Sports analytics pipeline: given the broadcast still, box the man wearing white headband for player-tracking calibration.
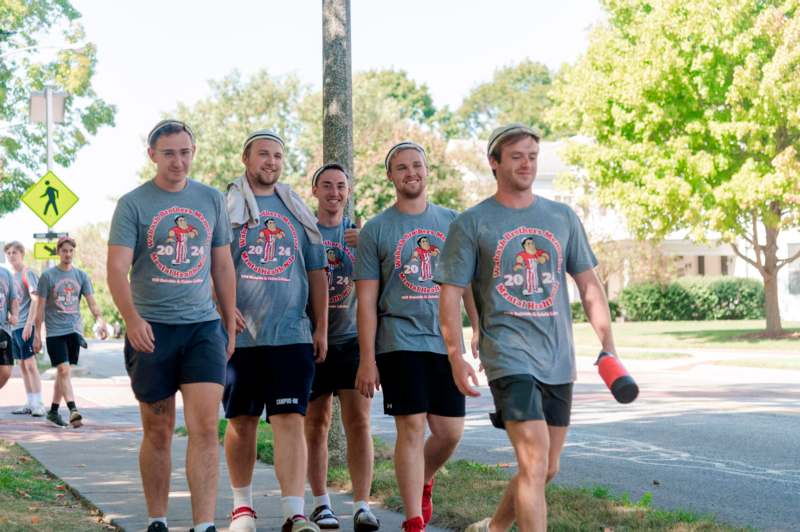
[304,163,380,531]
[108,119,237,532]
[355,142,478,532]
[222,130,328,532]
[436,124,618,532]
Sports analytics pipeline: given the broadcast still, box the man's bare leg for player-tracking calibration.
[139,396,176,518]
[225,415,260,488]
[0,366,10,389]
[52,363,65,405]
[271,412,308,497]
[423,414,463,484]
[181,382,224,524]
[394,413,426,519]
[339,390,374,501]
[490,425,569,531]
[57,363,75,403]
[305,394,333,497]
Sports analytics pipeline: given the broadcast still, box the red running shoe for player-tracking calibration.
[402,516,425,531]
[421,477,435,524]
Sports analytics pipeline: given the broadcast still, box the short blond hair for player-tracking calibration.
[3,241,25,255]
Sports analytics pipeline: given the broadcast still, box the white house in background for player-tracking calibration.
[447,138,800,321]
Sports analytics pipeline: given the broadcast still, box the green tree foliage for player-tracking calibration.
[73,222,123,332]
[139,70,307,188]
[550,0,800,334]
[457,59,557,138]
[0,0,115,216]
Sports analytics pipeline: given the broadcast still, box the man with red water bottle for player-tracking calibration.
[436,124,621,532]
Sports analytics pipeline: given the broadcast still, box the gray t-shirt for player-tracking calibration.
[318,217,358,345]
[12,268,38,330]
[109,179,231,324]
[434,196,597,384]
[0,268,18,336]
[354,203,458,355]
[231,194,326,348]
[37,266,93,337]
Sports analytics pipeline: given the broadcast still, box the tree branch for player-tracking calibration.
[730,242,763,273]
[776,248,800,271]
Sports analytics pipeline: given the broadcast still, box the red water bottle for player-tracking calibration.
[595,351,639,404]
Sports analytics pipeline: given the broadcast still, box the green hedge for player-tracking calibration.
[618,277,764,321]
[571,300,621,323]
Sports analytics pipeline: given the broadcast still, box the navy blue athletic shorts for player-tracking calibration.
[310,336,359,401]
[11,327,36,361]
[376,350,465,417]
[124,320,227,403]
[223,343,315,421]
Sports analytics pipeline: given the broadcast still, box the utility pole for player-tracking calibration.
[322,0,353,467]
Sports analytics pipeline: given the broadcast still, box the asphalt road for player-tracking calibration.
[73,340,800,531]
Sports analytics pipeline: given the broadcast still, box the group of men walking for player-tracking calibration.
[1,237,108,429]
[2,117,617,532]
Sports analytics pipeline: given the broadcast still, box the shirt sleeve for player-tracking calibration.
[27,271,39,296]
[80,270,94,296]
[108,196,139,249]
[37,272,50,303]
[565,209,598,276]
[353,222,381,281]
[212,192,233,247]
[304,239,327,272]
[434,215,477,288]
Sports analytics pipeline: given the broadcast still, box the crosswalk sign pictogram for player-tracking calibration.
[34,241,59,260]
[20,171,79,227]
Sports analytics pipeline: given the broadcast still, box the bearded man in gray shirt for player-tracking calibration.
[436,124,621,532]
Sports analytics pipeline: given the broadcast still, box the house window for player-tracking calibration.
[721,256,728,275]
[698,255,705,275]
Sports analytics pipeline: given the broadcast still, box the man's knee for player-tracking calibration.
[270,412,304,433]
[143,422,174,451]
[395,414,426,444]
[55,363,70,377]
[546,462,560,484]
[227,416,260,441]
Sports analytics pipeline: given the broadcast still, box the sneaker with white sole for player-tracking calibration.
[465,517,492,532]
[229,506,257,531]
[68,409,83,428]
[31,405,46,417]
[353,508,380,532]
[282,515,321,532]
[47,410,67,427]
[310,505,339,529]
[12,405,32,415]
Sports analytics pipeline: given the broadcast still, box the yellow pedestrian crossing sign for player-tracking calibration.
[20,171,79,227]
[34,241,59,260]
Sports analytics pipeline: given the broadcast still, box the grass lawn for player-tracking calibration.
[575,347,692,359]
[0,439,117,531]
[178,420,746,531]
[572,320,800,351]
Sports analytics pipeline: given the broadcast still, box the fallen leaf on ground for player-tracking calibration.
[30,516,40,525]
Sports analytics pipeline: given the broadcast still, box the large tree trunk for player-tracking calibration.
[763,224,783,336]
[322,0,353,468]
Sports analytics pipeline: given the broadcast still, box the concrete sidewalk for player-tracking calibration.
[0,375,448,531]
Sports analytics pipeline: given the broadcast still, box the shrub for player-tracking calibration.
[619,277,764,321]
[570,300,621,323]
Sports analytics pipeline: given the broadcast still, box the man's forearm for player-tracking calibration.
[440,285,465,359]
[580,282,615,352]
[107,269,140,323]
[356,307,377,362]
[211,260,237,333]
[307,270,329,334]
[463,285,479,331]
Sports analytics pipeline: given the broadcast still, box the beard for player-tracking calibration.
[248,168,280,187]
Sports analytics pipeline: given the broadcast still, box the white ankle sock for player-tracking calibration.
[192,522,214,532]
[314,493,331,508]
[33,392,43,406]
[353,500,369,516]
[27,393,34,405]
[148,517,167,526]
[281,495,305,520]
[232,484,253,509]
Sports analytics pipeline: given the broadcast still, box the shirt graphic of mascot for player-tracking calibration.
[257,218,286,264]
[166,215,199,265]
[410,236,440,282]
[326,248,343,290]
[514,237,550,295]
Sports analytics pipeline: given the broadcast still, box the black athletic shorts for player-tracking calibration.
[46,333,81,367]
[488,374,573,428]
[0,330,12,366]
[124,320,227,404]
[223,343,316,421]
[11,327,36,361]
[376,350,465,417]
[310,336,359,401]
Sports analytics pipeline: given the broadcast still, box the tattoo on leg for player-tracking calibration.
[149,399,170,415]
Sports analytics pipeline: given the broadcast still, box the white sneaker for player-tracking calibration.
[31,404,47,417]
[465,517,492,532]
[229,506,257,531]
[11,405,32,415]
